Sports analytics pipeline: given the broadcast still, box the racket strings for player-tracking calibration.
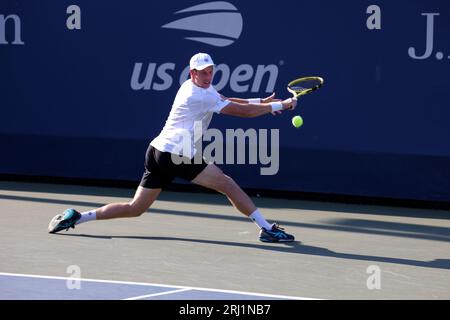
[290,86,308,93]
[289,80,321,93]
[287,77,324,96]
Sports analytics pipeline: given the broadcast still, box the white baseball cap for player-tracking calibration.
[189,52,215,70]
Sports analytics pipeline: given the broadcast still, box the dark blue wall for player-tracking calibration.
[1,1,449,202]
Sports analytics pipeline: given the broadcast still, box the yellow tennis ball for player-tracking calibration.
[292,115,303,128]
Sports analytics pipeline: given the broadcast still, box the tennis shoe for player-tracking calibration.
[259,223,295,243]
[48,209,81,234]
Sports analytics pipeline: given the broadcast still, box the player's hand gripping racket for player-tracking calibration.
[286,76,324,109]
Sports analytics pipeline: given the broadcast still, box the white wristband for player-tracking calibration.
[248,98,261,104]
[270,102,283,112]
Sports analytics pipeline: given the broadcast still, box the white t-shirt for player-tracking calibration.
[150,80,231,158]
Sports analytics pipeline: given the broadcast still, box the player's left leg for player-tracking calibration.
[191,164,294,242]
[193,163,255,216]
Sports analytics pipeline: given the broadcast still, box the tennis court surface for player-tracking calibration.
[1,181,449,300]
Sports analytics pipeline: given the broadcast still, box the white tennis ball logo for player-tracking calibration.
[162,2,243,47]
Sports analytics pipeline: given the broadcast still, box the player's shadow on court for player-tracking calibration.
[2,194,450,243]
[59,233,450,270]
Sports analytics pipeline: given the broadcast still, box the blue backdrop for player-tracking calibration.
[1,0,449,202]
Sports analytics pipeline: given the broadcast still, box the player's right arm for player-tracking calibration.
[220,98,297,118]
[221,93,278,105]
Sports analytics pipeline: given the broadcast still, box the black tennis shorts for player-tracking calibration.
[139,145,209,189]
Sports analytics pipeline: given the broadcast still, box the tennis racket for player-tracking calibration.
[287,76,324,99]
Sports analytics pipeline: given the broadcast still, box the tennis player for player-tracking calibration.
[48,53,297,243]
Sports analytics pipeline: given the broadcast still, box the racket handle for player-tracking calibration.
[288,97,298,110]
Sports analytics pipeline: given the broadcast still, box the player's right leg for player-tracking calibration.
[48,145,169,234]
[48,186,161,233]
[95,186,161,220]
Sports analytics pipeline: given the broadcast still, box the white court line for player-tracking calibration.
[124,288,192,300]
[0,271,320,300]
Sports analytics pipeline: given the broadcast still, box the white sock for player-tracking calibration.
[249,209,273,230]
[76,210,97,225]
